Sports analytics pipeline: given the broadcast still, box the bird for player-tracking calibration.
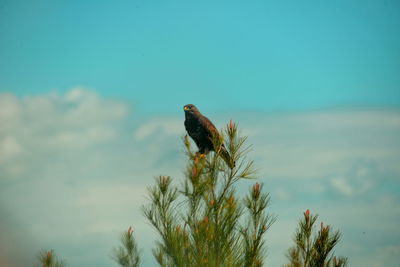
[183,104,235,168]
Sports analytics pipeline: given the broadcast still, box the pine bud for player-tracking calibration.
[128,226,134,236]
[305,209,310,218]
[159,176,170,193]
[192,166,197,177]
[253,183,261,198]
[210,199,215,206]
[229,120,234,130]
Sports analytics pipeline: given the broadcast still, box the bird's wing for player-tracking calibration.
[198,115,219,140]
[199,115,235,168]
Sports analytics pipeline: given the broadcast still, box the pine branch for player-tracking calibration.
[284,210,348,267]
[112,226,142,267]
[36,249,65,267]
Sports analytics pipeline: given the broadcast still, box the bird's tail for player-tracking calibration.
[218,145,235,169]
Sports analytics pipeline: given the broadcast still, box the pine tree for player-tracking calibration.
[140,121,275,266]
[112,226,142,267]
[283,209,348,267]
[36,249,65,267]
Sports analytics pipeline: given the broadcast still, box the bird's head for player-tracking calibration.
[183,104,199,113]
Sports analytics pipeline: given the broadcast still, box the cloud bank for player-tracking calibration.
[0,89,399,266]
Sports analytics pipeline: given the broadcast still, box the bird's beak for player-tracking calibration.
[184,106,189,111]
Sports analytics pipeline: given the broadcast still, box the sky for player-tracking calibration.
[0,0,399,266]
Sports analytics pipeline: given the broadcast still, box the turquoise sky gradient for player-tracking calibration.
[1,1,400,267]
[1,0,399,113]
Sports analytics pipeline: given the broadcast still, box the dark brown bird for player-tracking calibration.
[183,104,235,168]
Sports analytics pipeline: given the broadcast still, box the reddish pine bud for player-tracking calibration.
[128,226,134,236]
[334,256,337,266]
[47,251,52,259]
[192,166,197,177]
[210,199,215,206]
[203,216,208,224]
[253,183,261,198]
[305,209,310,217]
[229,120,234,130]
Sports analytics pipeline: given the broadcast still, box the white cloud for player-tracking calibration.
[234,110,400,198]
[0,88,130,180]
[274,188,291,200]
[0,136,23,162]
[331,176,353,196]
[0,93,19,119]
[135,118,184,140]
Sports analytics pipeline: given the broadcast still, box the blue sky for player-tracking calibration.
[1,1,400,267]
[1,0,399,113]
